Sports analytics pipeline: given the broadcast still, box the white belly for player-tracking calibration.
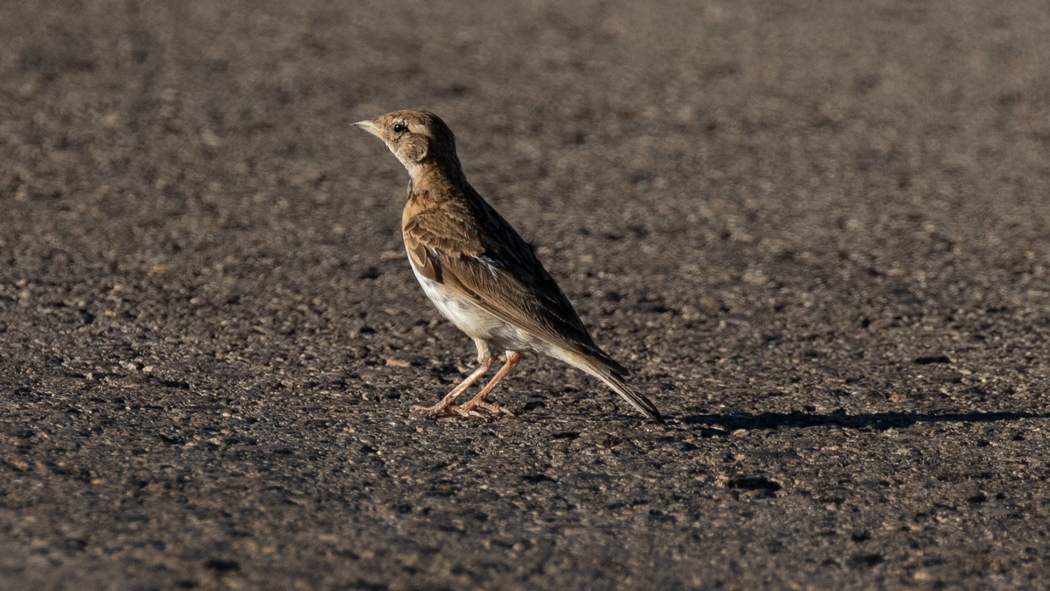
[411,265,539,353]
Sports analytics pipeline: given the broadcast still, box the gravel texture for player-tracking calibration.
[2,0,1050,589]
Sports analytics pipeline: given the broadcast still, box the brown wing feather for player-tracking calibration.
[404,231,440,282]
[403,187,627,375]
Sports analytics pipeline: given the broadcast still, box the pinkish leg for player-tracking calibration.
[456,351,520,416]
[411,340,495,417]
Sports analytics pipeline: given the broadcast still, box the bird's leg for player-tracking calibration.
[456,351,521,416]
[411,340,494,417]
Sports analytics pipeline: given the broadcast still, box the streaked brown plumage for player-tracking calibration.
[354,110,662,422]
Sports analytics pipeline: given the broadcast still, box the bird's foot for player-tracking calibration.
[410,402,463,418]
[410,400,512,418]
[457,399,514,417]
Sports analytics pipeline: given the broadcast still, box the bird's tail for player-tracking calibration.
[589,367,664,423]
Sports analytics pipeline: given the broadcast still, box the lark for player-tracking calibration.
[354,110,662,422]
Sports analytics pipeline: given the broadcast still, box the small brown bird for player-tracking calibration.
[354,110,662,422]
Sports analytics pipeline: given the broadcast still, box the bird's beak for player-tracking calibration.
[353,119,382,138]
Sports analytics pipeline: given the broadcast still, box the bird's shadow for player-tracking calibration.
[679,411,1050,432]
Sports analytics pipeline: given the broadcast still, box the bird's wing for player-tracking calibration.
[403,193,627,375]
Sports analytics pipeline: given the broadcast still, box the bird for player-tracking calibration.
[354,110,662,422]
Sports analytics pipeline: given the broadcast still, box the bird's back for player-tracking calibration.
[403,173,628,375]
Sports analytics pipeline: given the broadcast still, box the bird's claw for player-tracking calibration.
[410,404,454,417]
[410,401,511,418]
[461,400,514,416]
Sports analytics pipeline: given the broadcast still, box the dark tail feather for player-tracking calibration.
[592,369,664,423]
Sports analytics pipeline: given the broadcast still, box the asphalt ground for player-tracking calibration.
[2,0,1050,589]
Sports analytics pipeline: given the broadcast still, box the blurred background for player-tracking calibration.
[2,1,1050,589]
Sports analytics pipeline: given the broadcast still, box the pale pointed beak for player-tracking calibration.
[353,119,382,138]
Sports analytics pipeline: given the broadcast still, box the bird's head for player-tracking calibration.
[354,110,460,175]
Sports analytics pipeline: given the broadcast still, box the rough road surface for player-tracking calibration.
[3,1,1050,589]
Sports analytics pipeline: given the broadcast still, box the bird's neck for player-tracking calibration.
[407,157,467,194]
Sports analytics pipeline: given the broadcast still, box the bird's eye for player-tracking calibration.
[392,122,407,133]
